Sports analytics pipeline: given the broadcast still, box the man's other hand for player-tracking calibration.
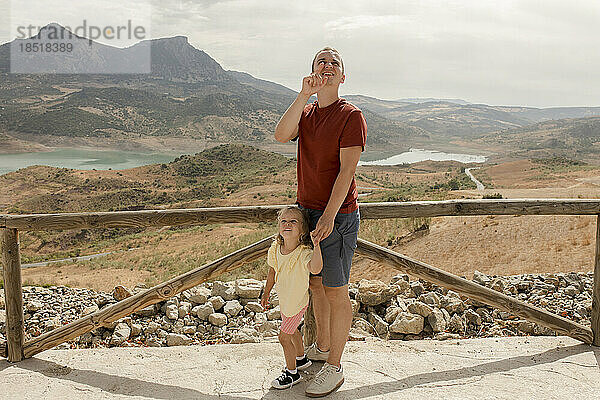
[313,213,334,243]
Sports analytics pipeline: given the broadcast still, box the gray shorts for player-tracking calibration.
[300,206,360,288]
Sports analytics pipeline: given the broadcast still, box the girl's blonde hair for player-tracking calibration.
[276,206,313,248]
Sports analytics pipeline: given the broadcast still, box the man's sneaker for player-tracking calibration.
[296,355,312,371]
[305,363,344,397]
[305,343,330,362]
[271,369,302,390]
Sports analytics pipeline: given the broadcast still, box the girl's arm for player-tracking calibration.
[308,241,323,274]
[261,267,276,310]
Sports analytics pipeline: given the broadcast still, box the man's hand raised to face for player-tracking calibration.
[301,64,328,97]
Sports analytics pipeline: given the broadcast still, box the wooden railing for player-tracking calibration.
[1,199,599,362]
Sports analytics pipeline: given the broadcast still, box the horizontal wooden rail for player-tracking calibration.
[21,235,274,359]
[2,199,600,231]
[0,342,6,358]
[356,238,594,344]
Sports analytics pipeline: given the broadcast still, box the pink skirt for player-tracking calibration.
[280,303,309,334]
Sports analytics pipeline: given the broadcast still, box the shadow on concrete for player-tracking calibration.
[4,358,256,400]
[1,343,597,399]
[335,343,595,399]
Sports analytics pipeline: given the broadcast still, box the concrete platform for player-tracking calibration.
[1,336,599,399]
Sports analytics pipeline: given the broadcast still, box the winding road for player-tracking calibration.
[465,167,485,190]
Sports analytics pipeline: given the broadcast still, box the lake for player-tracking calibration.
[359,148,487,166]
[0,148,180,176]
[0,147,488,176]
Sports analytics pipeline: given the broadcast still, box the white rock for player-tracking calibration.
[385,306,402,324]
[208,313,227,327]
[193,303,214,320]
[244,302,263,313]
[231,328,260,344]
[135,305,156,317]
[254,312,268,324]
[266,306,281,321]
[209,296,226,311]
[390,312,424,334]
[178,301,192,318]
[183,325,197,335]
[447,314,465,333]
[166,333,192,346]
[182,286,212,305]
[351,299,360,316]
[256,321,279,336]
[145,321,160,334]
[428,308,447,332]
[223,300,243,317]
[26,300,44,312]
[130,323,142,337]
[357,279,397,306]
[165,304,179,320]
[367,312,389,337]
[110,322,131,346]
[235,279,263,299]
[419,292,441,308]
[212,281,237,300]
[407,301,433,318]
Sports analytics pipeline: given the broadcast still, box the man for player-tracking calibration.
[274,47,367,397]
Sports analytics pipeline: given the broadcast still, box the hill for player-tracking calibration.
[0,144,294,214]
[347,95,600,140]
[0,24,421,154]
[477,116,600,161]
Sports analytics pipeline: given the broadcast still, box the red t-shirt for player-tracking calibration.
[295,98,367,213]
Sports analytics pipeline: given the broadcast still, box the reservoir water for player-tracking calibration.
[0,148,179,176]
[0,147,488,176]
[359,148,487,166]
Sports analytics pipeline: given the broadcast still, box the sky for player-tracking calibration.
[1,0,599,108]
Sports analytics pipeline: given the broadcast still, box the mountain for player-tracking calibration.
[0,23,419,153]
[396,97,470,105]
[227,70,296,97]
[478,116,600,159]
[349,95,600,139]
[344,95,412,115]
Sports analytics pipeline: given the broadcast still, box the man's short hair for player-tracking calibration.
[311,47,344,74]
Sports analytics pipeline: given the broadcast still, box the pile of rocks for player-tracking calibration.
[0,271,593,350]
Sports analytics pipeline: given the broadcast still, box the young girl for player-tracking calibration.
[261,205,323,389]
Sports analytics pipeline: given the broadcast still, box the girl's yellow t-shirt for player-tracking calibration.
[266,240,312,317]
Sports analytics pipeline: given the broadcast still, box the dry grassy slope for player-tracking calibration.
[9,151,600,291]
[0,133,49,153]
[352,214,596,283]
[352,157,600,282]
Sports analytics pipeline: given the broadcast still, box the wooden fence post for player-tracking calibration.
[592,215,600,347]
[1,228,24,362]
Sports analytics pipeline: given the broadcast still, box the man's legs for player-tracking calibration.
[324,284,352,367]
[309,275,331,352]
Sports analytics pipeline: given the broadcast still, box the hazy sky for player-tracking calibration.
[2,0,599,107]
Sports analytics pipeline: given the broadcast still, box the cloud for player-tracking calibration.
[325,15,404,32]
[3,0,599,107]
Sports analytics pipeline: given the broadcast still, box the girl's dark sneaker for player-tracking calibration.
[296,356,312,371]
[271,369,302,389]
